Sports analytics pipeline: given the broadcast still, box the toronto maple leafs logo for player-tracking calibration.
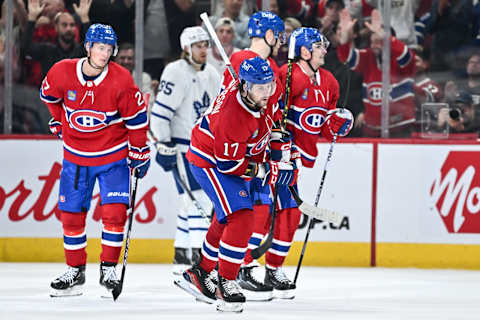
[193,92,211,120]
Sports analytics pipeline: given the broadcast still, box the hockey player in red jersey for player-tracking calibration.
[41,24,150,297]
[175,57,297,313]
[239,27,354,301]
[216,11,291,301]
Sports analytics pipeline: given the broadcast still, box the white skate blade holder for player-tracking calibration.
[216,300,244,313]
[49,285,83,298]
[174,277,216,305]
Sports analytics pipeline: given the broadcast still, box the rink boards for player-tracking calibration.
[1,136,480,269]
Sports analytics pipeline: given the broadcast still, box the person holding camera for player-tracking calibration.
[437,91,480,135]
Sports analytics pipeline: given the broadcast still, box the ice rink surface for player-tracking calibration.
[1,263,480,320]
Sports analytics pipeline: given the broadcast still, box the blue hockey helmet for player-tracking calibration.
[239,57,274,85]
[291,27,329,58]
[85,24,118,56]
[248,11,285,41]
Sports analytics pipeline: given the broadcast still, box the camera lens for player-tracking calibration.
[449,108,461,120]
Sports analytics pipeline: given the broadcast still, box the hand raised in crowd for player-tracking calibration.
[27,0,45,22]
[364,9,385,38]
[337,8,356,45]
[73,0,92,23]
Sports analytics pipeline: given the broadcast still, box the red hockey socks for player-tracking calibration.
[200,214,226,272]
[61,211,87,267]
[265,207,301,268]
[243,204,270,265]
[218,209,254,280]
[100,203,127,263]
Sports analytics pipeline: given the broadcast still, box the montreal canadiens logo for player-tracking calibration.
[68,109,107,132]
[299,107,327,134]
[366,82,383,105]
[250,132,270,155]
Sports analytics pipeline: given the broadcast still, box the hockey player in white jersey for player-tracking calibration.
[150,26,221,274]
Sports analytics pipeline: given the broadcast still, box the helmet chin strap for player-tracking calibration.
[263,36,277,58]
[187,47,206,71]
[240,86,262,112]
[87,57,104,71]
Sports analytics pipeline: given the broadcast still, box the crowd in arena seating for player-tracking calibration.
[1,0,480,137]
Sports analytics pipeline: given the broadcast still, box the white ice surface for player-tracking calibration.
[1,263,479,320]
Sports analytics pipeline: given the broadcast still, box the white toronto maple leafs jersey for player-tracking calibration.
[150,59,221,152]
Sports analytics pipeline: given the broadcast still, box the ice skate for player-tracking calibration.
[174,264,216,304]
[50,265,85,297]
[237,263,273,301]
[265,267,296,299]
[99,262,120,298]
[216,275,245,313]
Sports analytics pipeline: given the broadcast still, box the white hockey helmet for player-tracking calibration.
[180,26,210,53]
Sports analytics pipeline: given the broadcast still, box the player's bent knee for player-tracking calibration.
[61,211,86,231]
[101,203,127,227]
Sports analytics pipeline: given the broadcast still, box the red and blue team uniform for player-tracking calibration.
[337,36,415,136]
[253,62,340,269]
[281,63,340,168]
[40,57,148,266]
[186,76,282,280]
[220,50,300,268]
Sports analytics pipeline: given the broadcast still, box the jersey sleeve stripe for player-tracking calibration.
[40,90,61,103]
[123,107,147,120]
[199,116,214,139]
[295,144,316,162]
[216,158,246,174]
[189,145,216,165]
[154,101,176,114]
[397,46,412,67]
[347,48,359,69]
[151,111,171,122]
[125,111,148,129]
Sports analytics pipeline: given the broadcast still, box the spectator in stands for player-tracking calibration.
[22,0,91,84]
[143,0,171,91]
[114,42,155,108]
[273,17,301,67]
[89,0,135,44]
[22,0,67,87]
[206,17,240,75]
[337,8,416,137]
[422,0,474,74]
[207,0,250,49]
[414,48,443,109]
[319,0,344,42]
[444,52,480,106]
[437,91,480,135]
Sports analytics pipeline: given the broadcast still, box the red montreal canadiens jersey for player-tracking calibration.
[40,58,148,166]
[280,63,339,168]
[337,37,415,129]
[186,79,281,176]
[414,75,443,105]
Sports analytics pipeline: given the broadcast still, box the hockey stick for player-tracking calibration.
[112,168,139,301]
[250,35,296,259]
[293,134,338,285]
[172,166,211,223]
[200,12,237,81]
